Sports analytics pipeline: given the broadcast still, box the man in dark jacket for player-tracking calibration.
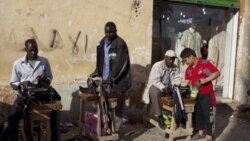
[91,21,132,130]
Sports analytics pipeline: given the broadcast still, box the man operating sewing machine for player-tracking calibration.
[142,50,182,130]
[9,39,60,141]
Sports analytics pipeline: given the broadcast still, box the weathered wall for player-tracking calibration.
[0,0,152,84]
[234,0,250,103]
[0,0,153,121]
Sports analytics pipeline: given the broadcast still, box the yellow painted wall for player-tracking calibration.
[0,0,153,85]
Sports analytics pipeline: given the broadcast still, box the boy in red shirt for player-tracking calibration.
[180,48,220,141]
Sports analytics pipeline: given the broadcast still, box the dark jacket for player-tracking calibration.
[94,35,132,92]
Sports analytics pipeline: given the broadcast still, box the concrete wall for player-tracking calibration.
[0,0,153,121]
[234,0,250,103]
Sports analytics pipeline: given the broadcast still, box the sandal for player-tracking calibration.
[191,133,205,140]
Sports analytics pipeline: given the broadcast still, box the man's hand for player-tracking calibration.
[200,71,220,84]
[37,75,50,85]
[199,78,207,85]
[181,80,190,87]
[162,85,172,96]
[19,81,30,89]
[179,85,190,93]
[90,72,99,78]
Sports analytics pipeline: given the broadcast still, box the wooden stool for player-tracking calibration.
[19,101,62,141]
[147,97,195,141]
[79,92,122,141]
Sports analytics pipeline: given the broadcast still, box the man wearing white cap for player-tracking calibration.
[143,50,181,129]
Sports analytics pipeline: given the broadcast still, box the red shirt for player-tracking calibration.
[185,58,218,106]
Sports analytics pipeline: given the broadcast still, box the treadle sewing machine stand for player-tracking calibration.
[147,97,195,141]
[18,86,62,141]
[78,79,121,141]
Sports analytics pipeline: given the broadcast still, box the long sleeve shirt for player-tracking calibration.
[142,60,181,104]
[102,39,112,80]
[10,56,53,95]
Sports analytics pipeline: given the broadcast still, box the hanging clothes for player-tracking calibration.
[207,31,226,87]
[180,28,202,58]
[175,36,187,82]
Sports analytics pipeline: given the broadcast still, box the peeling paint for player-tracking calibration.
[55,59,73,73]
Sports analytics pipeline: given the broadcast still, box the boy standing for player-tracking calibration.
[180,48,220,141]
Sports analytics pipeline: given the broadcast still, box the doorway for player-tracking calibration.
[152,0,239,98]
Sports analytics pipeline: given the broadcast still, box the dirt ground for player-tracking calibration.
[62,99,250,141]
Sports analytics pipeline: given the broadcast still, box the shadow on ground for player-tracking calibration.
[61,100,250,141]
[61,76,155,141]
[215,103,250,141]
[214,103,234,139]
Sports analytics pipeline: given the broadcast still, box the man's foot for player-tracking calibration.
[206,135,214,141]
[191,133,205,140]
[158,116,166,130]
[115,117,127,132]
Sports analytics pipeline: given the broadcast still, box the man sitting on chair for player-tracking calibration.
[9,39,60,141]
[143,50,181,130]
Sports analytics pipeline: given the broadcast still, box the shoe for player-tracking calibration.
[158,117,166,130]
[191,133,205,140]
[115,117,124,132]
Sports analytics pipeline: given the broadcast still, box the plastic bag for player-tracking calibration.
[190,81,201,100]
[84,112,98,134]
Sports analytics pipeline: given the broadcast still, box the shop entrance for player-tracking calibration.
[152,0,239,98]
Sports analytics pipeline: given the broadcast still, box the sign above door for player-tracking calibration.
[165,0,239,8]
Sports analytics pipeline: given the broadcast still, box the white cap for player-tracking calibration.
[165,50,176,57]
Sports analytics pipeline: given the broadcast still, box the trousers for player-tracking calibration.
[195,94,216,135]
[8,97,61,141]
[149,85,164,116]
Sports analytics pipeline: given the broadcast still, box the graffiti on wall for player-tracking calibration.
[0,26,97,83]
[50,29,64,49]
[70,30,81,56]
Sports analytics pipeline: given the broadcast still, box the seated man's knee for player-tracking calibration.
[149,85,162,96]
